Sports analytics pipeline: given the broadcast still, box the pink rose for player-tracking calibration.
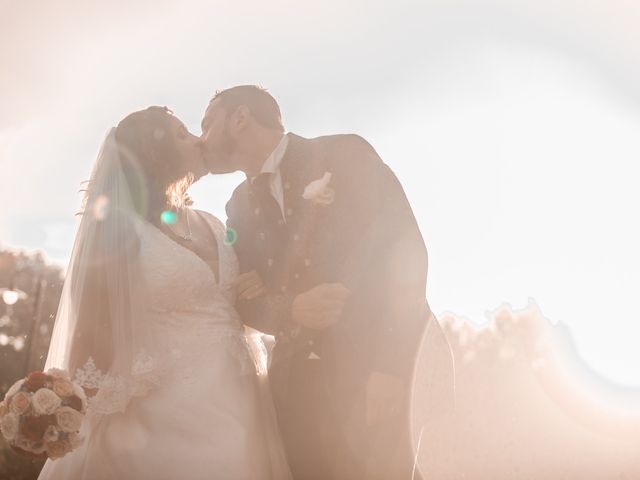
[0,401,8,418]
[0,412,19,441]
[53,379,74,398]
[46,439,72,459]
[9,391,31,415]
[24,372,51,392]
[32,388,62,415]
[71,383,88,412]
[5,378,25,398]
[55,406,84,432]
[43,425,60,443]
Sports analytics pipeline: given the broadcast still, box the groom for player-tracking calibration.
[200,85,451,479]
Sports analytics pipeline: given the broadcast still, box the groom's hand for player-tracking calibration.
[291,283,351,330]
[234,271,268,300]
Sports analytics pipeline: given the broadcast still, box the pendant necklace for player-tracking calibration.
[181,210,193,241]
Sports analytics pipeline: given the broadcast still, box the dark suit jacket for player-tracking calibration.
[226,133,454,479]
[226,132,429,385]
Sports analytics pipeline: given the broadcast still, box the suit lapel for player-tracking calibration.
[280,133,326,220]
[279,134,333,274]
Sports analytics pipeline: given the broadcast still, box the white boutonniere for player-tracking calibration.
[302,172,335,206]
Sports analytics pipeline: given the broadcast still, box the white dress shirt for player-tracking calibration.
[251,133,289,220]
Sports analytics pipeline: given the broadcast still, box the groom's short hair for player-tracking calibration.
[211,85,284,132]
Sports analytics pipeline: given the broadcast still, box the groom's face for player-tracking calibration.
[200,99,238,174]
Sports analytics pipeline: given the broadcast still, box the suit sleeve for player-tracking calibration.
[331,136,429,377]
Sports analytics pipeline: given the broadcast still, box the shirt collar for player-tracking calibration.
[259,133,289,176]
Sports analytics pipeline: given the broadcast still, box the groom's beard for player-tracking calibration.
[219,123,238,157]
[207,126,238,173]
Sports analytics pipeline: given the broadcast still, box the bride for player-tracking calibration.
[37,106,291,480]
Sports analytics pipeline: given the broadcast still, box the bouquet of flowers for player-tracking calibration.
[0,369,87,460]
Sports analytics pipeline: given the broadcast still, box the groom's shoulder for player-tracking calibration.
[294,132,378,158]
[228,177,249,199]
[300,133,373,148]
[226,179,250,216]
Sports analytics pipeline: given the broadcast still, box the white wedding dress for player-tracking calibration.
[38,213,291,480]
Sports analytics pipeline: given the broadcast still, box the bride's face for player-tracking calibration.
[199,99,238,174]
[167,116,208,180]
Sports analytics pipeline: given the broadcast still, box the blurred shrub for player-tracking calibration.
[0,247,63,479]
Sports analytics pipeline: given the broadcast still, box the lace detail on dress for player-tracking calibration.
[74,357,105,390]
[74,351,165,415]
[234,335,257,376]
[245,329,269,376]
[73,213,251,416]
[131,350,156,376]
[136,211,242,316]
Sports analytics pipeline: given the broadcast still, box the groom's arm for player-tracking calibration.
[231,273,350,336]
[329,135,429,377]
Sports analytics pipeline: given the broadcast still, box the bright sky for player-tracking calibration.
[1,0,639,387]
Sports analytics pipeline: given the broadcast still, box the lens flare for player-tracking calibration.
[12,336,25,352]
[224,228,237,246]
[161,210,178,225]
[2,290,19,306]
[92,195,110,221]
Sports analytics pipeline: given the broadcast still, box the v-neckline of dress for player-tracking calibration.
[146,211,221,284]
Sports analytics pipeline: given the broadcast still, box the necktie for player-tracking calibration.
[251,173,282,222]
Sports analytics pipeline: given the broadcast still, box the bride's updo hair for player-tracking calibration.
[113,106,192,223]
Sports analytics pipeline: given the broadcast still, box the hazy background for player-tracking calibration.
[1,0,639,388]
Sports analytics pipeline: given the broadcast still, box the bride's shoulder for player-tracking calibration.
[191,209,233,254]
[191,209,225,230]
[122,212,151,236]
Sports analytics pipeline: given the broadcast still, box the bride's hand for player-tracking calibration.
[235,271,268,300]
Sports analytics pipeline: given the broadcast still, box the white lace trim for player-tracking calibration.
[74,335,257,416]
[74,357,104,390]
[233,334,257,376]
[74,351,164,415]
